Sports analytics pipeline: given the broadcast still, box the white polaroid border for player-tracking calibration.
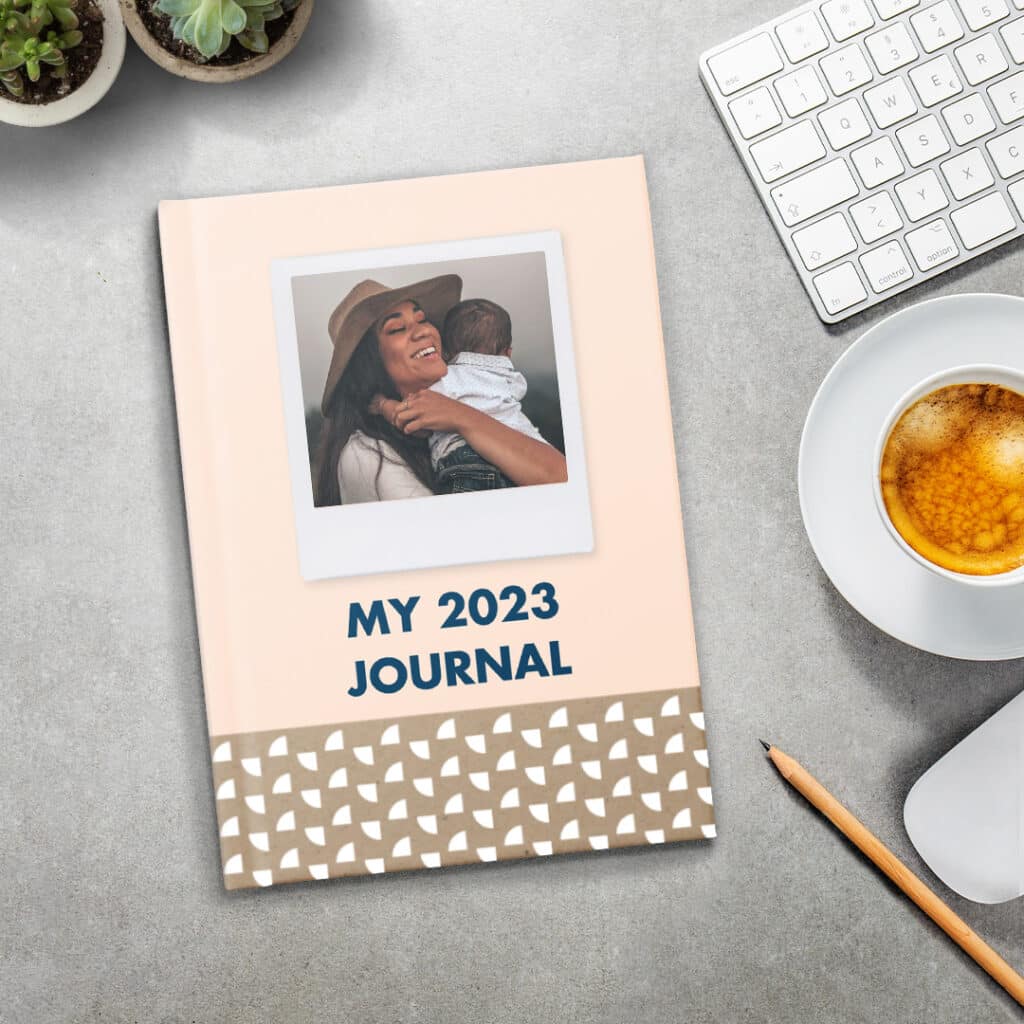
[271,231,593,581]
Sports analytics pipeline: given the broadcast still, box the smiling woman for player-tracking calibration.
[312,273,568,506]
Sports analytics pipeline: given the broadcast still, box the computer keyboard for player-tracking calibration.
[699,0,1024,322]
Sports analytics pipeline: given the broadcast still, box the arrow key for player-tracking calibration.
[850,191,904,243]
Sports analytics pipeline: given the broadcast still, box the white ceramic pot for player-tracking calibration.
[120,0,314,84]
[0,0,126,127]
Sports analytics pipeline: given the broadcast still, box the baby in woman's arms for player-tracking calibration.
[374,298,552,494]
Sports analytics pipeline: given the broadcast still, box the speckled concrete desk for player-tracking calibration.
[2,2,1021,1021]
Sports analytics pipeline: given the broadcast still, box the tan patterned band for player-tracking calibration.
[210,688,714,889]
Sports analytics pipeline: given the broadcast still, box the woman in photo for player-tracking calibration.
[313,274,567,505]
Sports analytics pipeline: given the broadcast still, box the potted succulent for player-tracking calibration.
[0,0,125,126]
[120,0,314,83]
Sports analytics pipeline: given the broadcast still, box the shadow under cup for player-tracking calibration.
[873,364,1024,589]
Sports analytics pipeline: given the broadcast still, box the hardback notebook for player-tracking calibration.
[159,156,714,890]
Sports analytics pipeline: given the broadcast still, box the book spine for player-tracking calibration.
[157,200,240,875]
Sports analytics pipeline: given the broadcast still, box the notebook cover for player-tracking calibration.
[158,156,714,890]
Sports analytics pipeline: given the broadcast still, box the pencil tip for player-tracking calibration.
[759,738,771,751]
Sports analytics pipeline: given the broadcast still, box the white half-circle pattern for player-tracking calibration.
[213,688,713,889]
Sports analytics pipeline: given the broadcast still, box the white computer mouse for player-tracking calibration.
[904,688,1024,905]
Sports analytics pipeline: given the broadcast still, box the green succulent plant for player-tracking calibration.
[154,0,300,60]
[0,0,82,97]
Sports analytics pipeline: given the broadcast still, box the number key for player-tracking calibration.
[774,65,829,116]
[820,44,875,94]
[956,0,1009,30]
[911,1,965,51]
[865,23,919,72]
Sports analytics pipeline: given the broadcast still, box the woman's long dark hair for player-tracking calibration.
[313,325,436,506]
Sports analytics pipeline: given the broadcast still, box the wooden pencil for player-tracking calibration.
[761,740,1024,1007]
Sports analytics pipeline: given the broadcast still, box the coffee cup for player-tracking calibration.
[873,364,1024,588]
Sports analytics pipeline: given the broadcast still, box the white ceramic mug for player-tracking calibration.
[873,363,1024,589]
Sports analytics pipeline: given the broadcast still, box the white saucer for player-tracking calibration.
[798,293,1024,661]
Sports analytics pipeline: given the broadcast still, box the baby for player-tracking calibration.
[377,298,551,494]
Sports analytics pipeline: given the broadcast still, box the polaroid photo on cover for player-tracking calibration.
[271,231,592,581]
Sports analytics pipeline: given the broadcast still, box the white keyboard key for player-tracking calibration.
[750,120,827,181]
[940,146,996,196]
[860,239,915,290]
[956,0,1009,30]
[864,76,919,126]
[955,34,1010,84]
[852,136,906,185]
[770,158,860,225]
[896,168,951,219]
[774,66,829,116]
[911,2,966,51]
[776,11,831,61]
[708,34,784,95]
[866,23,920,72]
[909,54,964,105]
[905,217,960,269]
[850,190,905,240]
[1009,178,1024,215]
[822,0,876,40]
[813,262,869,314]
[820,43,875,94]
[792,212,859,268]
[942,92,997,141]
[896,113,952,164]
[1001,18,1024,62]
[950,190,1017,246]
[819,98,873,146]
[872,0,921,16]
[986,124,1024,174]
[729,87,784,138]
[988,70,1024,121]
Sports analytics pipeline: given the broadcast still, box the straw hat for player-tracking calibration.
[321,274,463,414]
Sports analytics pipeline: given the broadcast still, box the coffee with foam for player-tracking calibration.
[880,383,1024,576]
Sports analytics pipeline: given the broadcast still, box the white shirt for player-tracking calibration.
[338,432,433,504]
[428,351,549,464]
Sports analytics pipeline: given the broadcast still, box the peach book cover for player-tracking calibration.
[158,156,714,891]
